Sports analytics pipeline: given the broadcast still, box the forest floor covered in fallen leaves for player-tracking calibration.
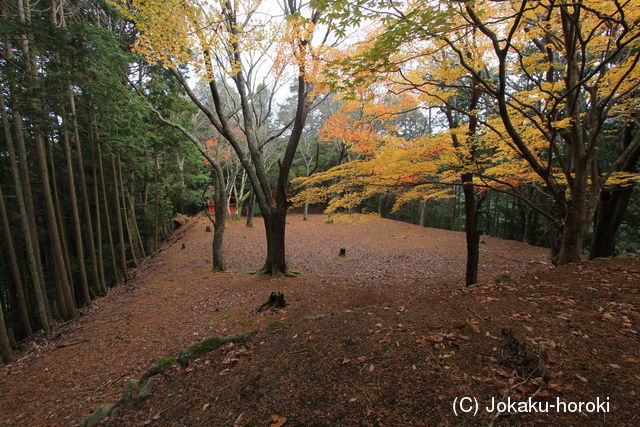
[1,214,638,425]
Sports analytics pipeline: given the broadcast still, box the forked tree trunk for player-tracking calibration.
[261,209,288,275]
[172,6,313,276]
[590,124,640,258]
[252,162,294,276]
[556,170,593,265]
[590,187,635,258]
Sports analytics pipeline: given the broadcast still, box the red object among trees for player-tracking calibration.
[208,191,236,214]
[208,200,236,214]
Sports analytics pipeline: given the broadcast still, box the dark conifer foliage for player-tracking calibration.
[0,0,208,357]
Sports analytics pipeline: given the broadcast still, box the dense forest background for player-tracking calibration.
[1,0,639,362]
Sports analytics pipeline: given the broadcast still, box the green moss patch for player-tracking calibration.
[266,321,290,331]
[177,329,258,366]
[142,357,176,381]
[177,336,226,366]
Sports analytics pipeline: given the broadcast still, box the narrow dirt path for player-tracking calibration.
[0,214,546,425]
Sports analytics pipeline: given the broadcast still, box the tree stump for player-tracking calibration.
[339,248,346,257]
[205,225,211,232]
[256,291,287,312]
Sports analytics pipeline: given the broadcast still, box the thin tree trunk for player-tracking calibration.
[12,0,55,324]
[0,294,13,363]
[302,179,309,221]
[69,90,102,296]
[10,100,51,321]
[128,191,147,259]
[111,154,129,280]
[143,153,149,218]
[154,155,160,250]
[62,121,91,305]
[462,173,481,286]
[419,200,428,227]
[15,0,75,317]
[448,190,456,230]
[47,134,75,300]
[235,171,246,219]
[92,146,107,293]
[98,141,118,284]
[118,157,139,266]
[212,166,227,271]
[0,95,50,334]
[521,189,534,243]
[0,185,32,336]
[246,191,255,227]
[445,84,481,286]
[35,128,76,318]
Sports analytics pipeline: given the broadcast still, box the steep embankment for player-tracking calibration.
[0,214,547,425]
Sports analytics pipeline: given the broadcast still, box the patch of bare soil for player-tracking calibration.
[0,214,550,425]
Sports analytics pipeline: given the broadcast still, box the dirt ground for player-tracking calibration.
[2,214,638,425]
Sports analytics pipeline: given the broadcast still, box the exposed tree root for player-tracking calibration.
[246,267,300,277]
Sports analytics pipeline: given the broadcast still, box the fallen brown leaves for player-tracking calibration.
[1,215,638,425]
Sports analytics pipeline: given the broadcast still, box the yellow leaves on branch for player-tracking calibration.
[604,172,640,189]
[326,212,380,224]
[110,0,327,83]
[292,120,464,214]
[319,91,418,155]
